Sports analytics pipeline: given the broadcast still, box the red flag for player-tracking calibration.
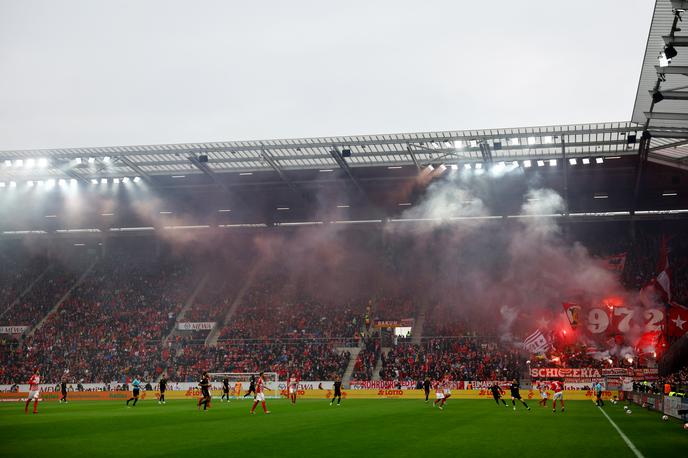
[640,236,671,304]
[668,302,688,337]
[655,236,671,301]
[562,302,581,329]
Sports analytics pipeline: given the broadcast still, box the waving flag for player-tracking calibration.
[562,302,582,329]
[523,329,551,354]
[668,302,688,337]
[640,236,671,305]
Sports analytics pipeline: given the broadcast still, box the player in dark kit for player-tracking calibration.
[490,382,508,407]
[510,379,530,411]
[59,379,68,403]
[423,377,431,402]
[158,377,168,404]
[198,372,212,411]
[330,376,343,406]
[243,374,256,398]
[221,377,230,402]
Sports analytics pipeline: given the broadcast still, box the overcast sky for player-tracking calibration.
[0,0,654,151]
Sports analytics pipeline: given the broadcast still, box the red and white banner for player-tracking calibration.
[583,306,664,336]
[530,367,604,379]
[0,326,28,334]
[177,322,215,331]
[531,367,658,380]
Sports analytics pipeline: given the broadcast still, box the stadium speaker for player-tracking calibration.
[652,91,664,104]
[198,155,209,163]
[627,134,637,144]
[665,45,678,59]
[341,148,352,158]
[493,141,502,150]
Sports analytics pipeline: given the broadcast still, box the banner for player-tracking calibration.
[530,367,603,379]
[373,318,414,329]
[0,326,28,334]
[177,322,215,331]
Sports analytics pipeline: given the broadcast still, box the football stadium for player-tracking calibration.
[2,1,688,457]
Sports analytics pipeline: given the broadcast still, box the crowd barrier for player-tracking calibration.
[622,391,688,420]
[0,389,619,402]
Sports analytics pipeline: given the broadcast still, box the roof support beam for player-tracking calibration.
[662,35,688,46]
[118,156,153,183]
[655,65,688,75]
[259,147,310,202]
[644,111,688,121]
[187,156,229,192]
[632,131,651,213]
[404,145,421,171]
[647,128,688,138]
[479,141,493,163]
[650,89,688,100]
[649,139,688,151]
[329,147,364,194]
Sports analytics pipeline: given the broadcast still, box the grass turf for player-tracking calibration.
[0,398,686,457]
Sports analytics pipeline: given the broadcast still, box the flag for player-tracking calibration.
[523,329,551,354]
[655,236,671,301]
[562,302,582,329]
[668,302,688,337]
[597,253,627,274]
[640,236,671,304]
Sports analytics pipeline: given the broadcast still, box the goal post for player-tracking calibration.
[208,372,280,399]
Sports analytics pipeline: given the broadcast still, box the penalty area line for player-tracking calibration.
[598,407,645,458]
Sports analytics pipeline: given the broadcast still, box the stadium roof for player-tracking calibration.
[0,121,642,183]
[633,0,688,170]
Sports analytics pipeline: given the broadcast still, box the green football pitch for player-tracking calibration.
[0,399,686,457]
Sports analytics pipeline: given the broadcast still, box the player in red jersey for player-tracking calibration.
[25,368,41,414]
[551,380,565,412]
[433,379,447,410]
[249,372,271,415]
[287,372,300,405]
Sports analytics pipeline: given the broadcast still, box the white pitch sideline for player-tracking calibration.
[598,406,645,458]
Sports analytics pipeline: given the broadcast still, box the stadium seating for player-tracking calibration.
[1,225,687,385]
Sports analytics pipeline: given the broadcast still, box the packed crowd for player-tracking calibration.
[379,338,524,382]
[1,263,84,327]
[351,337,381,380]
[1,251,194,383]
[217,272,363,344]
[169,341,350,382]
